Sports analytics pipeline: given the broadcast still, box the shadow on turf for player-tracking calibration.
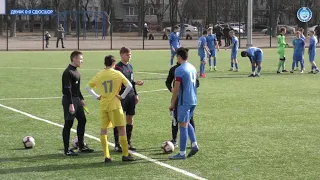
[1,151,103,163]
[0,160,147,175]
[136,147,161,152]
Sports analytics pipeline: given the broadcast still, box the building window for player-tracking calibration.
[126,7,136,16]
[123,0,129,4]
[146,7,155,15]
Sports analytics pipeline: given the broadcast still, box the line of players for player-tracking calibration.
[276,27,319,74]
[169,26,319,77]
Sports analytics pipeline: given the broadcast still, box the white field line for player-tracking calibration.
[0,67,167,75]
[0,103,207,180]
[0,89,168,101]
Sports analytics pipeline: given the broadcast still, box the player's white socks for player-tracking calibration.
[192,142,198,148]
[180,151,186,156]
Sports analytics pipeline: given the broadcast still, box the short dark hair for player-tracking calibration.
[174,26,179,30]
[120,47,131,54]
[241,51,248,57]
[299,27,304,32]
[202,30,207,35]
[70,51,82,62]
[280,27,286,32]
[104,55,116,67]
[176,47,189,60]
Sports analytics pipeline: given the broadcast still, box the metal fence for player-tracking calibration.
[0,0,318,51]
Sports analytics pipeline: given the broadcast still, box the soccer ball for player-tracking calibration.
[22,136,35,149]
[161,141,174,154]
[71,136,86,149]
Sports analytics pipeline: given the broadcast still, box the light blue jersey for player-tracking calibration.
[309,36,317,54]
[246,47,264,62]
[198,36,207,57]
[293,38,305,57]
[309,36,317,61]
[206,34,217,50]
[169,32,180,50]
[232,36,239,53]
[301,34,306,41]
[175,62,197,106]
[231,36,239,59]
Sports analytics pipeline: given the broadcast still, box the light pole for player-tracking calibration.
[246,0,252,47]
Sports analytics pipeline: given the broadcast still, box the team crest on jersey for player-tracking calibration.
[297,7,312,23]
[76,81,78,84]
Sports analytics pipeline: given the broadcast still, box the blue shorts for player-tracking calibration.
[199,54,206,61]
[209,50,216,57]
[177,105,196,123]
[231,51,238,59]
[171,50,177,57]
[309,53,315,62]
[293,55,303,62]
[254,51,263,62]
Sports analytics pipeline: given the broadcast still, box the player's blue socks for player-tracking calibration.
[295,61,299,68]
[235,63,238,70]
[257,66,261,74]
[208,57,212,67]
[292,61,295,71]
[214,57,217,67]
[300,60,304,71]
[251,66,256,74]
[200,63,205,74]
[170,58,174,66]
[179,126,188,155]
[188,123,196,144]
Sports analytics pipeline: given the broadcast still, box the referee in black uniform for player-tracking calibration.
[165,51,199,147]
[113,47,144,152]
[62,51,94,156]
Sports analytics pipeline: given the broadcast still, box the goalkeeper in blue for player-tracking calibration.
[206,27,219,71]
[241,47,264,77]
[169,47,199,160]
[290,31,305,74]
[169,26,181,67]
[308,30,319,74]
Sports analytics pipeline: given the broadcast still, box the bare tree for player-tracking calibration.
[101,0,113,36]
[18,0,40,32]
[132,0,149,36]
[54,0,62,31]
[66,0,75,34]
[8,0,18,37]
[80,0,92,22]
[149,0,170,29]
[268,0,282,37]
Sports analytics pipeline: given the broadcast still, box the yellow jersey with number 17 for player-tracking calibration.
[88,68,129,112]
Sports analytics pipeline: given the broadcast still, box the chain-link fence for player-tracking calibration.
[1,0,319,51]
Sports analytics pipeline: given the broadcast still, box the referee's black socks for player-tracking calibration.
[126,124,133,144]
[114,127,120,145]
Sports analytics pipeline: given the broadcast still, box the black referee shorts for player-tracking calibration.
[121,94,136,116]
[62,96,86,121]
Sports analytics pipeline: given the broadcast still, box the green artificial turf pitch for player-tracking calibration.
[1,49,320,180]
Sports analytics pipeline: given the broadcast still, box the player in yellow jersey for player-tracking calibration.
[85,55,136,162]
